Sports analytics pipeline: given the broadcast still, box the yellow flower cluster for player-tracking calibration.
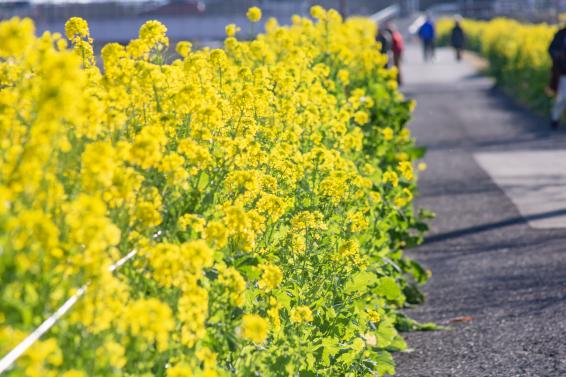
[65,17,94,66]
[290,306,314,323]
[219,266,246,306]
[240,314,270,343]
[246,7,262,23]
[258,263,283,291]
[0,7,427,376]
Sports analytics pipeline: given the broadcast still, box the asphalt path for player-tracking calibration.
[394,45,566,377]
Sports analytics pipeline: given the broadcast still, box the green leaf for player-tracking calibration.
[376,319,397,348]
[273,290,292,310]
[305,353,316,371]
[414,221,430,233]
[197,172,209,190]
[406,146,427,159]
[388,335,407,351]
[407,259,429,285]
[374,350,396,376]
[244,288,258,307]
[344,271,378,294]
[324,306,336,320]
[395,313,446,332]
[419,208,436,219]
[403,282,425,305]
[321,337,340,366]
[374,277,403,302]
[336,350,357,365]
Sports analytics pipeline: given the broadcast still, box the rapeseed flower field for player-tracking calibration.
[0,7,429,376]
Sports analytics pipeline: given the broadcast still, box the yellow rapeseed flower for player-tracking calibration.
[240,314,269,343]
[382,127,394,141]
[398,161,414,181]
[225,24,240,37]
[367,309,381,323]
[167,362,194,377]
[290,306,314,323]
[246,7,262,23]
[0,17,35,56]
[123,298,174,352]
[176,41,192,58]
[354,111,369,125]
[65,17,89,40]
[310,5,326,20]
[219,267,246,306]
[382,171,399,187]
[258,264,283,291]
[139,19,169,47]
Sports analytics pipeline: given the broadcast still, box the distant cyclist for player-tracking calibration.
[548,25,566,129]
[418,15,436,62]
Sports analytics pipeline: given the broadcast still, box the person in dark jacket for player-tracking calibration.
[418,16,435,62]
[548,26,566,129]
[377,26,393,68]
[451,18,465,61]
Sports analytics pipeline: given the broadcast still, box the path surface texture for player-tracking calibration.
[395,45,566,377]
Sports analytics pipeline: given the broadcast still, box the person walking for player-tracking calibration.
[418,15,436,62]
[377,25,393,68]
[388,23,404,85]
[451,18,465,61]
[548,25,566,129]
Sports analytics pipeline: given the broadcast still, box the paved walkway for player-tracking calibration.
[395,45,566,377]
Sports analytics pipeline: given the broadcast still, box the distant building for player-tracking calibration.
[0,1,34,19]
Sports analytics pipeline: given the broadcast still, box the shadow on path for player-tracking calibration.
[425,208,566,244]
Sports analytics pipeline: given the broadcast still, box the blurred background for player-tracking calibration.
[1,0,566,46]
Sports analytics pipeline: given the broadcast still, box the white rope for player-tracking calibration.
[0,249,137,374]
